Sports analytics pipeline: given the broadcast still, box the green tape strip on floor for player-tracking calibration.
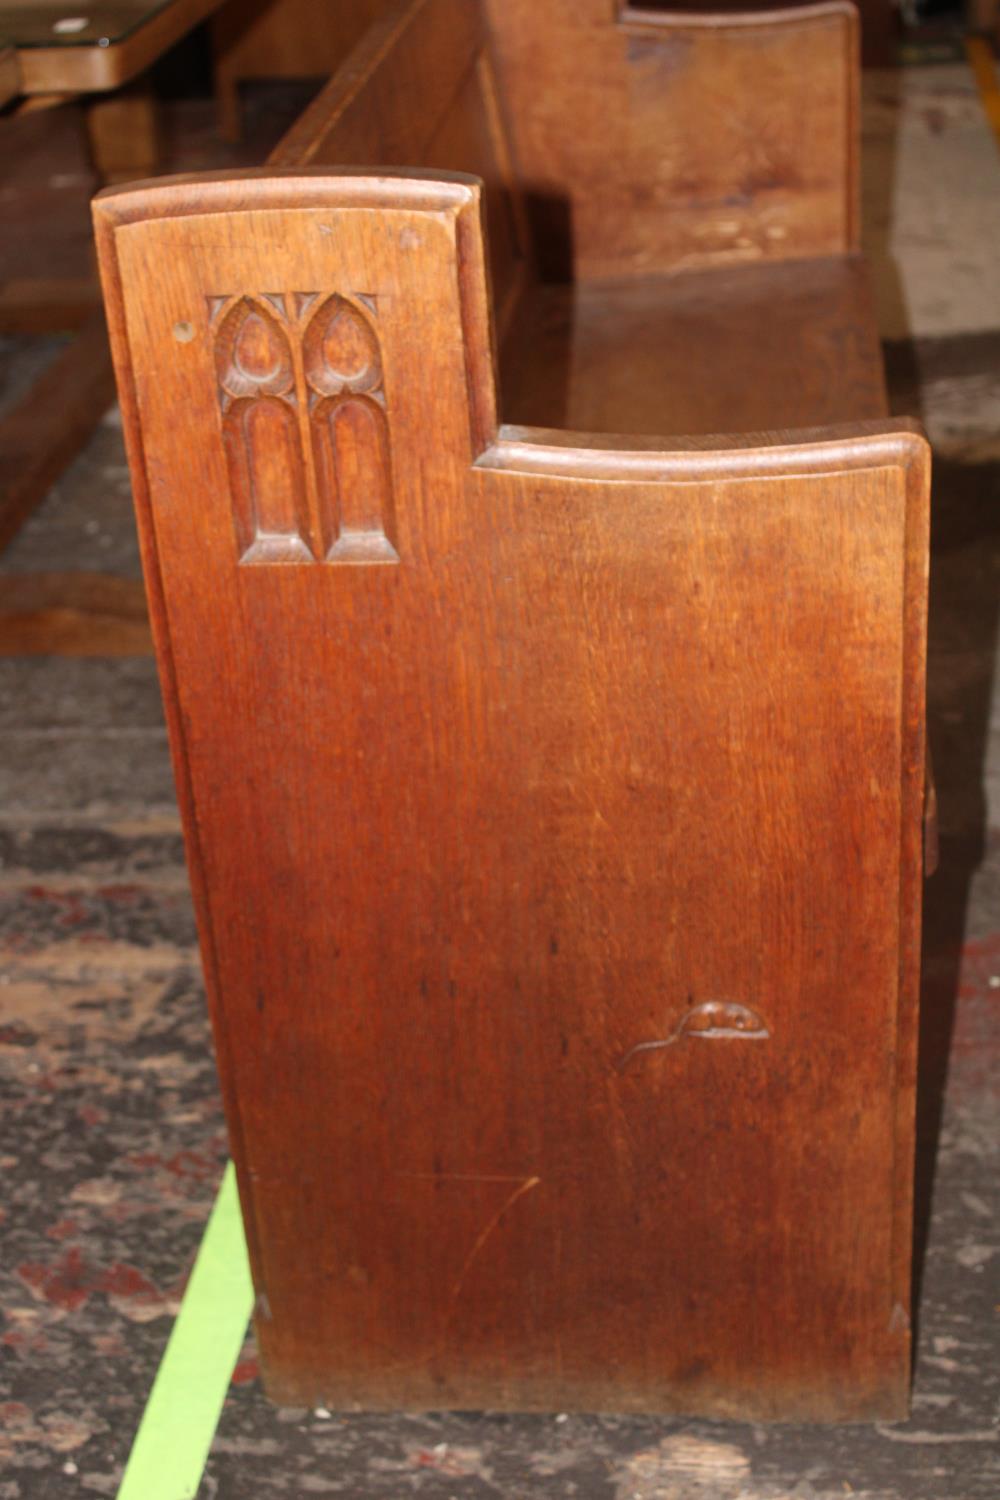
[117,1162,254,1500]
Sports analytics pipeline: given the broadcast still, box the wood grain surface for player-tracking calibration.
[94,151,930,1418]
[270,0,529,335]
[483,0,860,280]
[500,255,887,435]
[0,574,152,656]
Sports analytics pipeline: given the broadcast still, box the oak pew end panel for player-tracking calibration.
[272,0,862,288]
[94,169,930,1422]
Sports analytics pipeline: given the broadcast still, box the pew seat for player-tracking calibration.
[502,255,887,436]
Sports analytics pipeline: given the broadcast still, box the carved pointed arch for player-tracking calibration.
[214,296,312,561]
[302,294,383,399]
[215,296,295,402]
[209,289,400,564]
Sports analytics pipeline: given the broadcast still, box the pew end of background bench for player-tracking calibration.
[267,0,862,305]
[484,0,862,278]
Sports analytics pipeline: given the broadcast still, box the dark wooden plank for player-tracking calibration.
[0,311,116,556]
[0,279,102,336]
[0,574,152,656]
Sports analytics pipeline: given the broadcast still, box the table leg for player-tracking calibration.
[84,85,161,184]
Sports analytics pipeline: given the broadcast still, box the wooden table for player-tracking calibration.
[2,0,228,175]
[0,0,227,575]
[2,0,224,92]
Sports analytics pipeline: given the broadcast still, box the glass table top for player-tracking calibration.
[0,1,176,50]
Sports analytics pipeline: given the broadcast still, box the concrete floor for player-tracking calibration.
[1,65,998,1499]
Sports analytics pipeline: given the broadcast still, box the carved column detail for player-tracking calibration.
[210,292,398,566]
[304,295,398,564]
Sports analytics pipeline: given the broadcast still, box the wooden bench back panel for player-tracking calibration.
[271,0,528,331]
[483,0,860,280]
[95,170,928,1420]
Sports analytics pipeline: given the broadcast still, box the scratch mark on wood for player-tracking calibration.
[889,1301,911,1333]
[400,1172,544,1183]
[618,1000,770,1070]
[447,1176,541,1313]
